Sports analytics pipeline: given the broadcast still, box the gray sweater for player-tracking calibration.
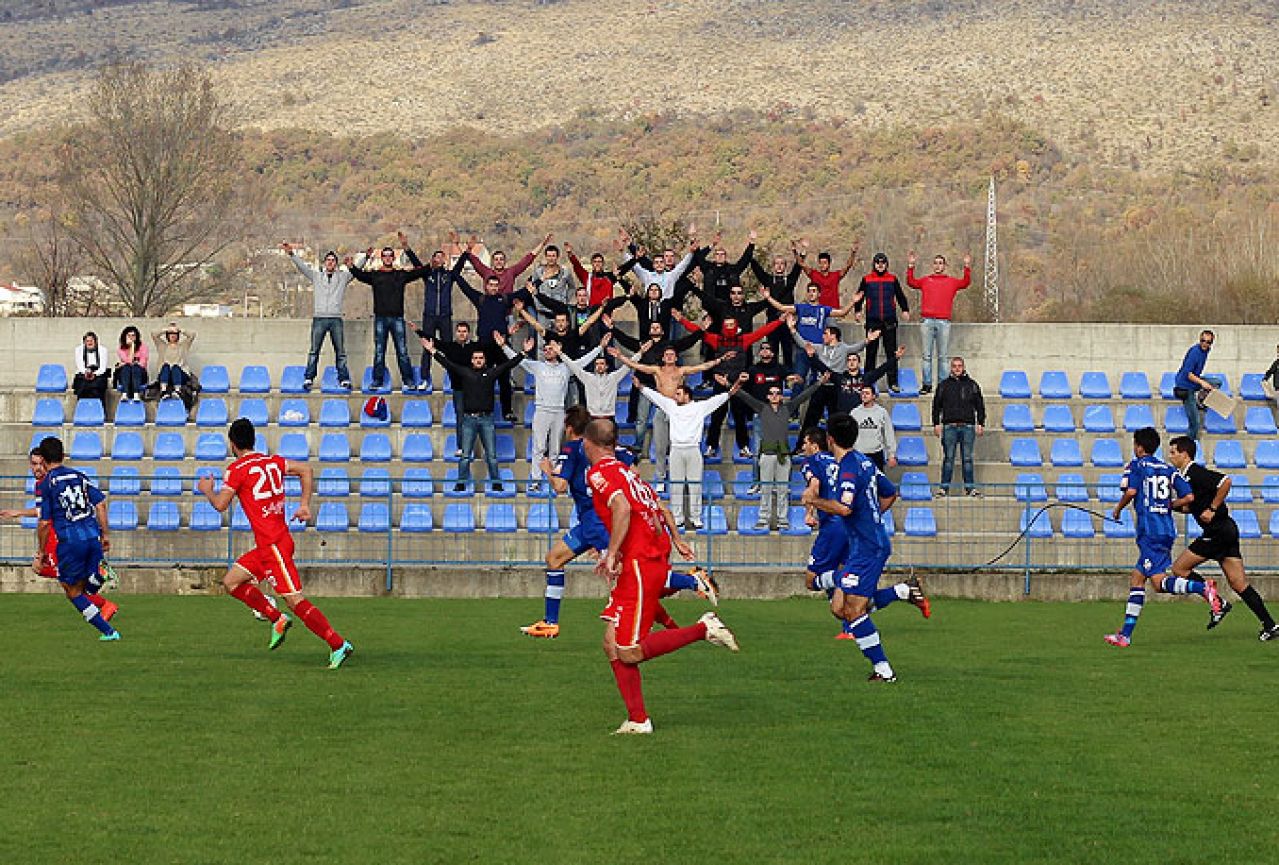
[851,403,896,459]
[792,331,869,375]
[735,380,822,452]
[291,252,353,319]
[562,354,633,417]
[505,344,602,409]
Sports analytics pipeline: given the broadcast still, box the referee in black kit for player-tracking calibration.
[1166,435,1279,641]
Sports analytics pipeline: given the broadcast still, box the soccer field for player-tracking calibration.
[3,593,1276,865]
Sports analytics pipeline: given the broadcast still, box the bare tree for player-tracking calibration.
[57,62,242,316]
[11,203,87,317]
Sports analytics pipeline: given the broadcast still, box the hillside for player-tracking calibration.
[0,0,1276,174]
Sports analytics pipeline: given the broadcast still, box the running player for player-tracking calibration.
[584,419,739,734]
[802,414,902,681]
[521,406,717,638]
[34,437,119,641]
[197,418,354,669]
[1166,435,1279,640]
[1104,427,1220,648]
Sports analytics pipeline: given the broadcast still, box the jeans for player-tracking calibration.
[158,364,188,389]
[305,317,350,385]
[458,413,499,483]
[372,316,416,390]
[1181,387,1202,441]
[920,317,952,388]
[115,364,147,397]
[940,423,976,492]
[416,314,450,385]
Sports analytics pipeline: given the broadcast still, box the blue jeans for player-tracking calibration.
[115,364,147,397]
[458,413,499,483]
[372,316,416,389]
[940,423,976,492]
[1181,387,1202,442]
[305,317,350,385]
[158,364,188,389]
[920,317,952,388]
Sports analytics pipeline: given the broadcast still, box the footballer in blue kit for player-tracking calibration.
[521,408,717,639]
[1104,427,1221,647]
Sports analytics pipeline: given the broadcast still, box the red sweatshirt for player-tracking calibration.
[568,251,617,306]
[804,268,846,308]
[905,267,971,319]
[470,251,536,296]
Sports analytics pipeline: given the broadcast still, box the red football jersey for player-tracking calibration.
[224,452,291,547]
[587,456,670,561]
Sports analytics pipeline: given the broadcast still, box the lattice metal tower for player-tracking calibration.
[984,176,1000,322]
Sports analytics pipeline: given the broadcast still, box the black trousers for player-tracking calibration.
[707,386,754,451]
[864,318,900,387]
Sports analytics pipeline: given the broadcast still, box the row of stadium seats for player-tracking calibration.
[997,370,1265,401]
[1013,471,1279,505]
[1016,507,1271,540]
[1001,403,1273,435]
[1008,437,1278,469]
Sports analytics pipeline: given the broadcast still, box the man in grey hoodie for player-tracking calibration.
[851,384,897,470]
[285,242,354,390]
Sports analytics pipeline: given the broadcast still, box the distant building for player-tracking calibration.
[0,282,44,316]
[182,303,235,318]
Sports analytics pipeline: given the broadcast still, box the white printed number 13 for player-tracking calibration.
[249,464,285,500]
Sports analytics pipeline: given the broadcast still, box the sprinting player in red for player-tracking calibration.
[583,419,739,735]
[197,418,353,669]
[0,447,118,621]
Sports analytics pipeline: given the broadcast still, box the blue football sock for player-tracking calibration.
[665,571,698,592]
[543,570,565,624]
[1160,576,1205,597]
[849,614,888,665]
[841,618,855,635]
[1120,587,1146,639]
[69,592,115,636]
[872,586,903,610]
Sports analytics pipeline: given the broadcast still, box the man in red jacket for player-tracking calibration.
[906,251,971,394]
[801,241,859,308]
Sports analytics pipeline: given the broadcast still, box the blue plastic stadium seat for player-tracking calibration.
[1081,405,1115,433]
[1226,474,1253,504]
[70,432,103,461]
[146,501,181,531]
[895,436,927,466]
[900,472,932,501]
[1235,509,1262,539]
[484,504,518,533]
[1159,372,1178,400]
[200,365,230,394]
[73,399,105,427]
[16,499,34,529]
[360,402,391,428]
[154,399,188,427]
[361,367,392,394]
[192,466,220,492]
[108,500,138,531]
[1050,438,1083,467]
[277,399,311,427]
[1256,441,1279,469]
[735,506,769,535]
[150,466,183,496]
[733,469,759,500]
[1009,438,1043,467]
[1040,404,1074,433]
[1209,374,1231,396]
[402,401,434,428]
[195,398,229,428]
[486,470,516,498]
[1020,506,1053,538]
[1204,409,1236,435]
[782,505,813,536]
[236,398,269,428]
[522,402,537,427]
[224,505,247,532]
[1213,440,1246,469]
[443,433,460,458]
[113,400,145,427]
[315,502,349,532]
[1039,371,1071,399]
[703,470,726,500]
[443,469,473,497]
[402,434,434,462]
[357,502,390,533]
[402,467,435,498]
[190,500,223,531]
[1096,473,1124,503]
[238,365,271,394]
[277,433,310,461]
[895,368,921,398]
[36,364,68,393]
[1262,476,1279,504]
[1184,513,1203,540]
[443,503,475,532]
[357,467,389,497]
[888,402,922,432]
[1240,373,1267,402]
[1270,511,1279,539]
[1105,509,1135,538]
[1090,438,1124,468]
[319,399,352,428]
[1163,405,1190,434]
[527,503,560,533]
[1015,473,1047,502]
[696,505,728,535]
[904,507,938,537]
[32,398,64,427]
[495,434,516,464]
[1245,407,1277,435]
[1123,404,1156,432]
[1002,404,1034,432]
[1056,473,1089,503]
[318,467,351,497]
[319,433,351,462]
[493,406,513,430]
[1079,371,1111,400]
[999,370,1031,399]
[522,371,536,394]
[109,466,141,496]
[152,432,185,461]
[1119,372,1153,400]
[442,401,458,427]
[320,367,344,394]
[279,365,307,394]
[285,474,301,497]
[881,510,895,537]
[400,503,435,533]
[1061,510,1095,538]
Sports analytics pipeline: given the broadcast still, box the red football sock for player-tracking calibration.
[640,623,707,660]
[654,604,678,630]
[294,599,344,650]
[87,593,108,607]
[610,659,647,723]
[229,582,281,622]
[659,587,678,598]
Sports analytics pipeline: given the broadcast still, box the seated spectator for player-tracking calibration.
[152,322,196,400]
[1261,343,1279,412]
[114,325,148,402]
[72,332,109,405]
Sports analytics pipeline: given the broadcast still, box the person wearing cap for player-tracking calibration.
[853,253,910,394]
[284,242,354,391]
[151,322,196,400]
[906,250,971,395]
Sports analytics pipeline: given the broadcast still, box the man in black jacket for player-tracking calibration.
[413,320,479,446]
[853,253,911,393]
[696,234,756,305]
[403,231,473,392]
[349,243,432,392]
[930,356,985,497]
[750,244,804,367]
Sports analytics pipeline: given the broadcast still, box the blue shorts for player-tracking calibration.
[564,511,610,556]
[807,523,848,578]
[56,538,103,588]
[1135,536,1174,578]
[836,554,888,598]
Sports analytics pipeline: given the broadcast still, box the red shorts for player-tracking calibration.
[38,533,59,579]
[600,556,669,648]
[235,536,302,595]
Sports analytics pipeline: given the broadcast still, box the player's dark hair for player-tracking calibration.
[827,413,859,450]
[229,418,256,450]
[1133,426,1160,456]
[801,427,828,451]
[583,418,617,448]
[1169,435,1197,459]
[675,384,693,399]
[38,436,64,464]
[564,405,592,436]
[29,446,41,457]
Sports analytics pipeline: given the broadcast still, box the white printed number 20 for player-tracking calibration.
[249,464,285,501]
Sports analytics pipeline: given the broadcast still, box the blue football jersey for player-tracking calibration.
[835,450,897,560]
[39,465,105,544]
[800,452,840,526]
[1120,455,1189,541]
[555,439,634,516]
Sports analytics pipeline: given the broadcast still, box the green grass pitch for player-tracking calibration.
[2,592,1276,865]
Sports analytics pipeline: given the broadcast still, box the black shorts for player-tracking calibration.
[1188,518,1242,561]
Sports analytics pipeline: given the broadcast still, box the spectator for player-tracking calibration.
[788,319,880,430]
[694,282,771,333]
[1174,329,1218,442]
[762,282,857,382]
[605,280,691,341]
[749,241,805,368]
[533,284,608,348]
[853,252,911,393]
[458,274,521,421]
[562,334,633,420]
[151,322,196,400]
[412,320,478,441]
[72,332,109,406]
[834,347,907,414]
[607,319,704,464]
[742,340,792,493]
[516,301,606,406]
[851,384,897,470]
[285,242,354,391]
[620,229,698,301]
[565,243,621,307]
[1261,343,1279,420]
[931,356,985,497]
[347,242,432,393]
[114,326,148,403]
[906,251,971,394]
[403,232,473,392]
[469,233,551,295]
[695,233,755,305]
[800,240,859,308]
[528,242,578,315]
